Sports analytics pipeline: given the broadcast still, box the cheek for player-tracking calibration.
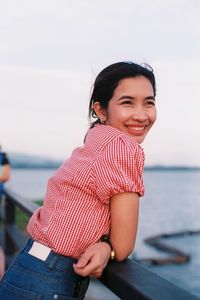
[106,107,122,123]
[150,109,157,123]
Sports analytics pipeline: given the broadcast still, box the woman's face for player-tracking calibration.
[102,76,157,144]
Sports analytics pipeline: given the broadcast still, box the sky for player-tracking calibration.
[0,0,200,166]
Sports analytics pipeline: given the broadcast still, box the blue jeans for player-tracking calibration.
[0,239,89,299]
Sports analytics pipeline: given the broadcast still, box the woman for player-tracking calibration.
[0,61,157,299]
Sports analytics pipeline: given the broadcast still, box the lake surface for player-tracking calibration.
[5,168,200,298]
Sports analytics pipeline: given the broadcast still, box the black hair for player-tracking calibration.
[88,61,156,127]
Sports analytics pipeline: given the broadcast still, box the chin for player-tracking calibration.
[133,136,145,144]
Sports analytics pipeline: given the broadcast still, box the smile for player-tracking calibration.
[126,126,145,131]
[125,125,148,137]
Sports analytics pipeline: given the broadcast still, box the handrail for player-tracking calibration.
[100,260,199,300]
[0,187,199,300]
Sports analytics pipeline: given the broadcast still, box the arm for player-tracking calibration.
[73,192,139,276]
[0,165,10,183]
[110,191,139,261]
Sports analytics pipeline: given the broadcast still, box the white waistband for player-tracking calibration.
[28,241,51,261]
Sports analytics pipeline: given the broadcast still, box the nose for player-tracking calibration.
[132,105,148,122]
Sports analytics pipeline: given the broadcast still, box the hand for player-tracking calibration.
[73,242,111,278]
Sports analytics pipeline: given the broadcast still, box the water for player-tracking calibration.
[5,168,200,298]
[6,168,56,200]
[134,170,200,298]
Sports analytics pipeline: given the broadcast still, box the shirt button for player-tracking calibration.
[53,295,58,299]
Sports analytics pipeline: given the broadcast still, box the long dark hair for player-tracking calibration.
[88,61,156,128]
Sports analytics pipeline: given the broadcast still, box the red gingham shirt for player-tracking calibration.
[27,125,145,258]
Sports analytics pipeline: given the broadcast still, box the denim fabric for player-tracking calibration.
[0,239,89,299]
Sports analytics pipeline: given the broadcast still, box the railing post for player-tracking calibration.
[4,195,17,257]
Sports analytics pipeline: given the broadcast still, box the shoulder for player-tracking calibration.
[92,127,145,199]
[112,132,144,155]
[85,124,121,146]
[100,125,144,158]
[105,135,145,170]
[86,125,144,161]
[86,124,142,147]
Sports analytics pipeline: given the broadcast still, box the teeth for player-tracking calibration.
[128,127,144,131]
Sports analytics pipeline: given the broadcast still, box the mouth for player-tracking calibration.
[126,125,147,136]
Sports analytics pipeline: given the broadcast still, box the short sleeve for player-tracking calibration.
[93,136,145,204]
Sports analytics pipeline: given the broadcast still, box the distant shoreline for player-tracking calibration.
[9,152,200,170]
[144,166,200,171]
[11,165,200,171]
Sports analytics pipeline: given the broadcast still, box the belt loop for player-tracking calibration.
[47,253,59,270]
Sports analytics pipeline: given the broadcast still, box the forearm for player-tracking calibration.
[110,231,136,262]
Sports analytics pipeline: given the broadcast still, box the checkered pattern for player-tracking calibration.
[27,125,145,258]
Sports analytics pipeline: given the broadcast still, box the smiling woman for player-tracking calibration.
[93,76,157,144]
[0,61,157,299]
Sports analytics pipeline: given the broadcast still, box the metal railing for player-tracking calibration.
[0,187,199,300]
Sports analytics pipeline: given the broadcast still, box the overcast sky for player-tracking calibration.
[1,0,200,166]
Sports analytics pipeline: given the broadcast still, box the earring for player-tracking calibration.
[100,119,106,124]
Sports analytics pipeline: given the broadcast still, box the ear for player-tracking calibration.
[93,102,107,123]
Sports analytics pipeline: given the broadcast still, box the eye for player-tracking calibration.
[121,100,132,105]
[145,100,155,106]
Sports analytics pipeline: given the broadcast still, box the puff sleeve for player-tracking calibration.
[93,136,145,204]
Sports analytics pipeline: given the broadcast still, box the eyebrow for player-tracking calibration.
[118,95,155,101]
[146,96,156,100]
[118,95,133,100]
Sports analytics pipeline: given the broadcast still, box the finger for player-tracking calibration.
[74,261,102,277]
[73,263,95,276]
[73,265,91,277]
[74,255,90,269]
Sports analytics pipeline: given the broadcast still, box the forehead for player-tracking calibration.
[114,76,154,96]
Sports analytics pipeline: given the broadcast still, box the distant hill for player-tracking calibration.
[9,153,62,169]
[7,153,200,170]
